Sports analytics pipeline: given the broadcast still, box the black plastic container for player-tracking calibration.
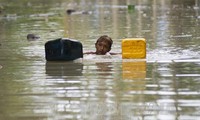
[45,38,83,61]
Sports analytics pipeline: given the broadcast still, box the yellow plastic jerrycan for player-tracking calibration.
[122,38,146,59]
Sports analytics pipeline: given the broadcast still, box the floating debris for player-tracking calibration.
[82,11,90,15]
[66,9,92,15]
[66,9,76,15]
[27,34,40,41]
[127,5,135,13]
[128,5,135,10]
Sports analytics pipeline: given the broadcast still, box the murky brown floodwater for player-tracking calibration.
[0,0,200,120]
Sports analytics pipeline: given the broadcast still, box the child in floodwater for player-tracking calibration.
[84,35,118,55]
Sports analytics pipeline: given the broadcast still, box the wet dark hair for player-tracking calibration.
[96,35,113,51]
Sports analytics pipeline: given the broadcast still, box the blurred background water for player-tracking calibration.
[0,0,200,120]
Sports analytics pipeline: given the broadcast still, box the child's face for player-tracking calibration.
[95,41,111,55]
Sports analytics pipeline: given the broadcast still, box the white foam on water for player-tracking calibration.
[83,54,122,63]
[170,34,192,38]
[147,48,200,63]
[83,48,200,63]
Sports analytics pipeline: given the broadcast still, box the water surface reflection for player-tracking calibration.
[0,0,200,120]
[45,61,83,77]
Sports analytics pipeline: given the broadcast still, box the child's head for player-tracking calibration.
[95,35,113,55]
